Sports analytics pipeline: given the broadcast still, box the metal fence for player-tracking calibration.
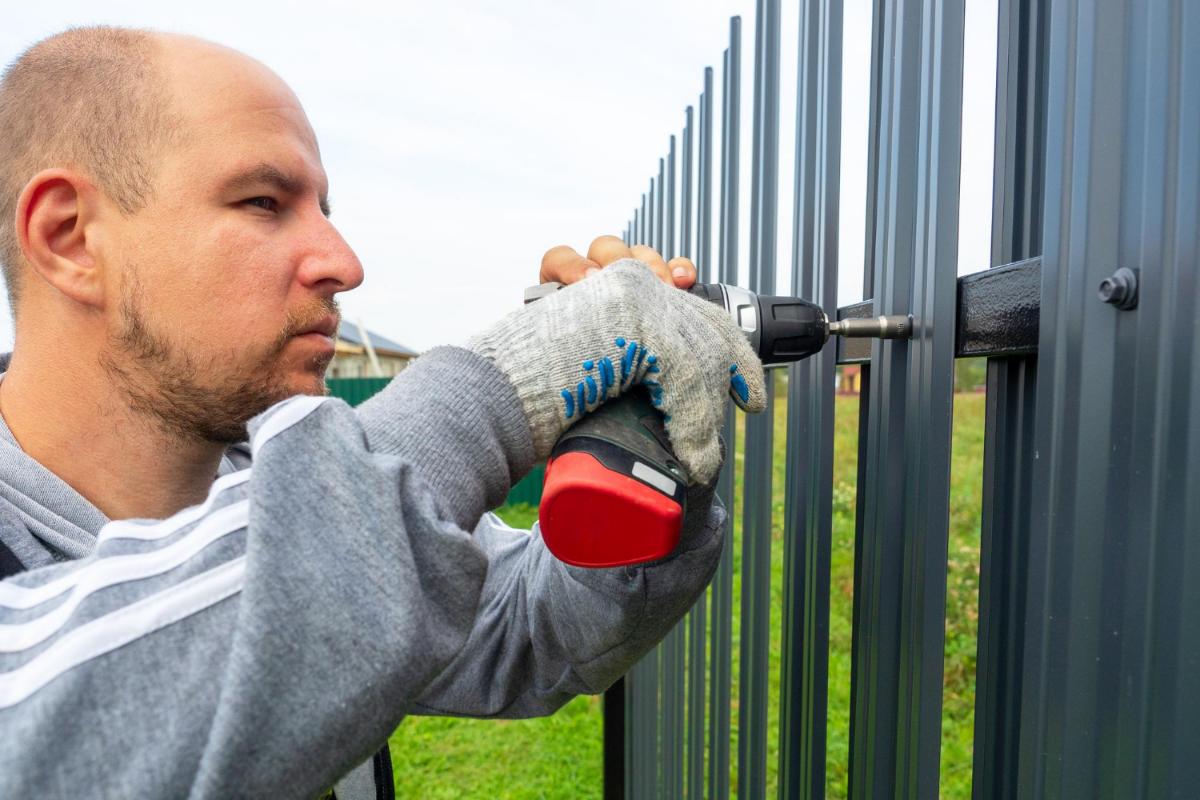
[605,0,1200,798]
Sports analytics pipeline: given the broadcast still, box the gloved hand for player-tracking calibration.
[468,259,766,484]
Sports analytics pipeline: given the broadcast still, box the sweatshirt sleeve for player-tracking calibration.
[0,347,724,798]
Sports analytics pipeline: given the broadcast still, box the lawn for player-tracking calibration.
[390,377,986,799]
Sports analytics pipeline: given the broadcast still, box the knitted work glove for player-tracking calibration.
[467,259,766,484]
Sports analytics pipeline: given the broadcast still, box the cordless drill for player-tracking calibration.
[523,280,911,568]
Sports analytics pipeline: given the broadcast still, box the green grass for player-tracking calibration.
[389,380,986,798]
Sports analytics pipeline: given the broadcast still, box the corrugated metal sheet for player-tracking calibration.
[972,1,1046,797]
[777,0,841,795]
[848,0,964,796]
[602,1,1199,797]
[1018,1,1200,795]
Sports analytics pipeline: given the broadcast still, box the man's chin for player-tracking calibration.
[284,366,331,399]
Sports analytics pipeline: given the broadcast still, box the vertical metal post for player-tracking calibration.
[667,136,677,260]
[604,680,626,800]
[628,172,661,800]
[738,1,779,797]
[848,2,964,799]
[686,76,712,797]
[657,159,665,252]
[641,192,648,244]
[1016,0,1200,795]
[682,110,694,261]
[971,1,1046,797]
[709,20,740,800]
[678,103,705,800]
[778,0,841,796]
[661,134,685,800]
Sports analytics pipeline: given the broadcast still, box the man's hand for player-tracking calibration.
[469,262,765,484]
[540,235,699,289]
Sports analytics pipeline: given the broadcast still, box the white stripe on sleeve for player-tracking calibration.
[250,395,328,458]
[0,500,249,650]
[0,393,326,610]
[0,556,245,709]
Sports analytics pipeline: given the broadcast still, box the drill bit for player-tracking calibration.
[827,314,914,340]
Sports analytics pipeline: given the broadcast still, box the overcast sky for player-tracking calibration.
[0,1,996,353]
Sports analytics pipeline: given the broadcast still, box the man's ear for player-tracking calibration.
[15,169,108,310]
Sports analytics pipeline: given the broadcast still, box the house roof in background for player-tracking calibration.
[336,321,419,357]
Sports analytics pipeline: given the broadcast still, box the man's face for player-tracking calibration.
[99,41,364,443]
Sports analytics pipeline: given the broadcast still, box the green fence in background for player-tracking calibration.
[326,377,392,407]
[506,464,545,506]
[326,376,544,506]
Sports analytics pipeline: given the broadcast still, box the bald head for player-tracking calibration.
[0,26,180,310]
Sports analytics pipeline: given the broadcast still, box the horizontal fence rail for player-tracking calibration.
[601,0,1199,797]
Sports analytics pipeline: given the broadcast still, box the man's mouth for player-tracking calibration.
[295,314,340,339]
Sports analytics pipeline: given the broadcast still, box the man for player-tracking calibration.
[0,26,765,797]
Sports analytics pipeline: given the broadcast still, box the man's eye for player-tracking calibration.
[244,196,279,213]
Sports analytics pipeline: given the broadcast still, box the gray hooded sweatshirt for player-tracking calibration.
[0,346,724,797]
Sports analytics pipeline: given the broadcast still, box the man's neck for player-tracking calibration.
[0,347,227,521]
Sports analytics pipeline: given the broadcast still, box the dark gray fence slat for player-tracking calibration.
[684,94,710,799]
[738,1,780,798]
[848,1,964,798]
[989,0,1046,273]
[652,164,662,800]
[629,171,662,800]
[657,158,665,253]
[676,107,696,800]
[1018,1,1200,795]
[972,1,1047,797]
[778,0,841,796]
[682,109,694,262]
[973,356,1036,799]
[667,136,677,261]
[708,22,740,800]
[662,133,685,800]
[640,192,647,244]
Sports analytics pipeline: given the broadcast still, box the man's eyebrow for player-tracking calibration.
[223,163,332,218]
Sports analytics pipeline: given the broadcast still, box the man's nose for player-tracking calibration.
[297,216,365,294]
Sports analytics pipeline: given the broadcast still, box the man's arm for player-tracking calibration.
[0,346,724,797]
[409,485,724,719]
[351,345,729,718]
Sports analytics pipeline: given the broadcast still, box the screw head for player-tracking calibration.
[1097,267,1139,310]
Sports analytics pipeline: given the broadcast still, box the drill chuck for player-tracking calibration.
[686,283,829,365]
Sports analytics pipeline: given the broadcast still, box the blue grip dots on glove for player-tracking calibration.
[560,338,658,420]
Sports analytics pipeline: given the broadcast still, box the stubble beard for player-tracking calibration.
[100,277,338,445]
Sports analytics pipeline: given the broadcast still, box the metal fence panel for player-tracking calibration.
[777,0,841,797]
[972,0,1046,797]
[738,2,780,797]
[848,2,964,798]
[683,92,710,799]
[707,22,741,800]
[604,2,1200,799]
[1018,0,1200,795]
